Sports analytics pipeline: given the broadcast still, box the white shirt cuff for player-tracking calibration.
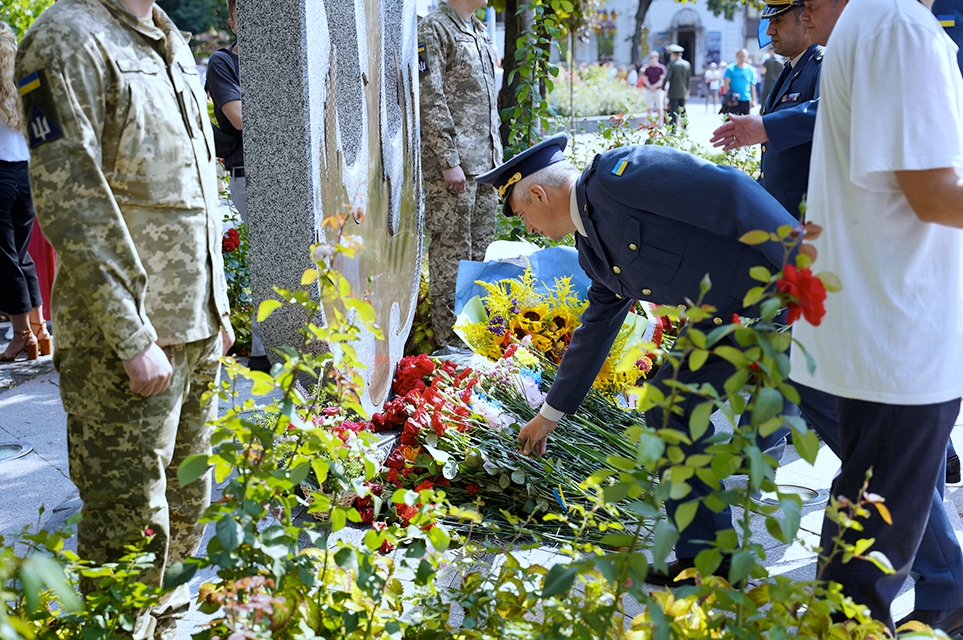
[539,403,566,422]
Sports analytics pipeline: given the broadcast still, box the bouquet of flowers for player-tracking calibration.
[455,266,654,401]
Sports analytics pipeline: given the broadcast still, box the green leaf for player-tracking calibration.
[675,500,700,533]
[752,387,784,425]
[427,525,450,552]
[743,286,767,308]
[740,230,772,245]
[714,345,748,367]
[598,533,636,548]
[21,555,83,613]
[510,470,526,485]
[749,265,773,282]
[177,454,210,487]
[816,271,843,292]
[652,520,680,570]
[257,299,283,322]
[689,348,709,372]
[216,516,242,552]
[163,561,198,590]
[415,559,435,585]
[792,427,821,464]
[603,482,630,503]
[541,563,579,598]
[729,548,756,586]
[300,268,318,285]
[689,402,713,441]
[248,371,275,395]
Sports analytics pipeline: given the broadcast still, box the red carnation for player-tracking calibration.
[415,479,434,492]
[359,507,375,524]
[466,483,481,496]
[776,264,827,326]
[222,227,241,253]
[385,447,406,470]
[437,477,451,487]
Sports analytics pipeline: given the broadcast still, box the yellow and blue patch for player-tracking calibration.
[18,71,41,96]
[612,159,629,176]
[938,14,956,27]
[418,43,428,74]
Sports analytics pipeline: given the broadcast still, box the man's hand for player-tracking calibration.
[443,165,467,193]
[123,343,174,397]
[710,114,769,152]
[220,314,236,356]
[518,414,558,456]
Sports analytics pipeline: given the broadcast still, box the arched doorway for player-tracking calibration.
[669,8,704,82]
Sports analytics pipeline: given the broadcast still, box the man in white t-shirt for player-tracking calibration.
[791,0,963,631]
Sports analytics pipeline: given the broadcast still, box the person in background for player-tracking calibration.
[626,61,638,88]
[639,51,666,125]
[761,45,783,105]
[723,48,756,115]
[663,43,692,126]
[704,61,721,112]
[0,21,49,363]
[418,0,502,350]
[16,0,234,635]
[205,0,270,373]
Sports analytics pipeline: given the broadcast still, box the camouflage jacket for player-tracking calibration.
[418,2,501,175]
[663,58,692,100]
[16,0,231,361]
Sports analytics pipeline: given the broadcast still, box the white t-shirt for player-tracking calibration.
[789,0,963,405]
[0,119,29,162]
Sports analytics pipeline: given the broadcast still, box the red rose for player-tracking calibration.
[144,527,155,537]
[359,507,375,524]
[415,479,434,492]
[437,477,451,486]
[222,227,241,253]
[776,264,827,326]
[466,483,481,496]
[731,314,742,325]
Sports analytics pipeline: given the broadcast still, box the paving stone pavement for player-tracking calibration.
[4,324,963,636]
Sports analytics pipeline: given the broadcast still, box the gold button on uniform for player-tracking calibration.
[616,294,623,299]
[760,172,765,179]
[713,317,723,325]
[761,144,766,153]
[629,243,637,251]
[642,288,651,296]
[613,266,621,274]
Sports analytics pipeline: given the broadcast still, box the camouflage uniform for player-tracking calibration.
[16,0,230,636]
[418,2,501,347]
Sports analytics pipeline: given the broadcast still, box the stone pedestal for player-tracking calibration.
[240,0,422,413]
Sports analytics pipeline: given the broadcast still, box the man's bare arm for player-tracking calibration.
[895,168,963,228]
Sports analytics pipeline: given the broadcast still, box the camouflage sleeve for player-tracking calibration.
[418,21,460,169]
[16,32,157,361]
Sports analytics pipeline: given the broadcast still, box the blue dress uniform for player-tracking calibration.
[479,139,799,564]
[932,0,963,72]
[759,43,823,218]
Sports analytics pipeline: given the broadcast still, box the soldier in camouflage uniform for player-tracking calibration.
[16,0,233,636]
[418,0,502,348]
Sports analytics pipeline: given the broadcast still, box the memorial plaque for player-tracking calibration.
[241,0,422,413]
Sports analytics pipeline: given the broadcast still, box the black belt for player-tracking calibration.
[230,166,245,178]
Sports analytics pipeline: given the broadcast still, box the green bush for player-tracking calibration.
[549,66,648,118]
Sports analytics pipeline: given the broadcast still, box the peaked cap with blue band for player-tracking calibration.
[475,133,569,217]
[762,0,803,18]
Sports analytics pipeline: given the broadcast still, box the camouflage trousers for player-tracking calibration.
[55,334,221,639]
[423,171,498,347]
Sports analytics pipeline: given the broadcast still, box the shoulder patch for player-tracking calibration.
[418,43,429,74]
[20,70,64,149]
[18,71,41,95]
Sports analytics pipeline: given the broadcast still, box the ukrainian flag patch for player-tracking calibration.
[612,159,629,176]
[18,71,41,96]
[938,14,956,27]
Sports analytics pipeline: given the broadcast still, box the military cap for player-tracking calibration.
[475,133,568,217]
[762,0,804,18]
[666,44,684,53]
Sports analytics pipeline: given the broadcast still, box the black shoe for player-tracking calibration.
[644,556,731,587]
[896,606,963,636]
[248,355,272,373]
[948,455,961,484]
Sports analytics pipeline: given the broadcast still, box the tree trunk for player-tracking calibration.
[632,0,655,66]
[499,0,535,150]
